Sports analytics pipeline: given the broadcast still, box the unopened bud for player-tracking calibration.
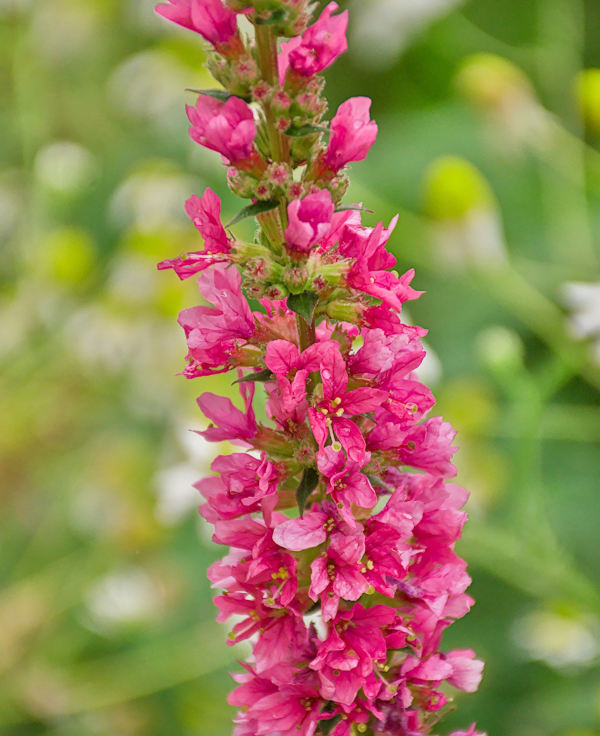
[456,53,535,112]
[227,168,260,199]
[326,300,363,323]
[576,69,600,136]
[265,283,289,300]
[423,156,495,221]
[423,156,506,269]
[284,265,310,294]
[477,326,524,375]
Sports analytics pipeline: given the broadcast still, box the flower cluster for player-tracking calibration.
[156,1,484,734]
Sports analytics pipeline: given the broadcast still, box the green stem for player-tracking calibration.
[296,313,316,352]
[254,24,289,227]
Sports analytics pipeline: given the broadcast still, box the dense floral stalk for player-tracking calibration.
[156,2,484,734]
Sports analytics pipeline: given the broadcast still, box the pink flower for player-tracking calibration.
[285,190,334,253]
[341,220,424,312]
[230,672,324,736]
[310,603,397,705]
[368,414,457,477]
[324,97,378,171]
[155,0,239,52]
[176,264,254,376]
[196,384,256,442]
[197,452,278,522]
[449,726,488,736]
[445,649,485,693]
[316,446,377,527]
[273,501,361,552]
[279,2,348,80]
[158,188,231,279]
[307,342,387,465]
[187,95,257,165]
[309,531,368,620]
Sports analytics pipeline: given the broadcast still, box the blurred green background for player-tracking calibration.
[2,0,600,734]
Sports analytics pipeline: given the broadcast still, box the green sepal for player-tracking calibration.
[285,123,329,137]
[233,368,274,384]
[334,204,374,214]
[317,714,343,735]
[296,467,319,516]
[185,88,250,103]
[226,200,280,228]
[253,8,286,25]
[287,291,318,324]
[365,473,393,493]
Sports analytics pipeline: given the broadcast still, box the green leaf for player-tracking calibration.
[233,368,273,384]
[254,8,286,25]
[225,200,279,228]
[334,204,375,214]
[365,473,393,493]
[185,88,252,103]
[296,467,319,516]
[317,715,343,735]
[287,291,318,324]
[285,123,329,137]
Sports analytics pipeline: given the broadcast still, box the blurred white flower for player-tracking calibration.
[155,463,202,526]
[108,254,162,306]
[456,54,552,157]
[85,567,164,628]
[350,0,464,69]
[108,50,197,133]
[109,164,192,230]
[512,609,600,670]
[154,426,216,526]
[562,282,600,341]
[401,310,443,385]
[64,302,180,379]
[433,211,506,270]
[34,141,96,194]
[416,339,442,385]
[423,156,507,271]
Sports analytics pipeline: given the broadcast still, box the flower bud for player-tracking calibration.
[576,69,600,137]
[187,94,257,164]
[325,299,363,323]
[283,265,310,294]
[285,189,334,253]
[456,53,534,113]
[423,156,506,269]
[476,326,524,375]
[423,156,494,221]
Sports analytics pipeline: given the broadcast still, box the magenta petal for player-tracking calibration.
[273,512,328,551]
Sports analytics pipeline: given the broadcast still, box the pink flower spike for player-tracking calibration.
[155,0,240,53]
[187,95,257,165]
[285,190,334,253]
[282,2,348,78]
[324,97,378,172]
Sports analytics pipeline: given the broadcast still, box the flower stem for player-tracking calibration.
[255,24,289,226]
